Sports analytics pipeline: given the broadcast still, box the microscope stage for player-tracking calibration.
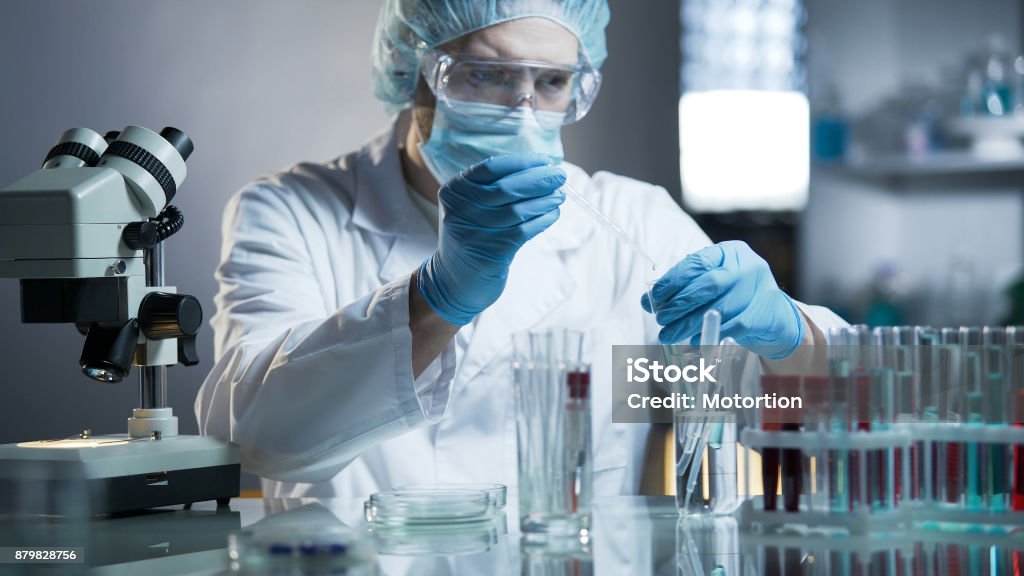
[0,434,240,515]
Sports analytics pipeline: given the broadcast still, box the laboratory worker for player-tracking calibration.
[195,0,846,499]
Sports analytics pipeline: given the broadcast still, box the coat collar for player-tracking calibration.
[350,113,426,238]
[350,114,436,284]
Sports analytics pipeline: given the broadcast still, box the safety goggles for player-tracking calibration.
[420,49,602,129]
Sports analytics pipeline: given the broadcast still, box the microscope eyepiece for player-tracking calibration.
[96,126,190,218]
[42,128,108,169]
[103,139,178,203]
[159,127,193,161]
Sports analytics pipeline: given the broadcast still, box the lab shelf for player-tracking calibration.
[844,151,1024,176]
[817,150,1024,189]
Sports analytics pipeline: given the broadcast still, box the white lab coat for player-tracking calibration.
[195,119,846,500]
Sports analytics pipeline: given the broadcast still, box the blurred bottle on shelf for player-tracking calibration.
[1014,55,1024,114]
[905,99,943,156]
[961,56,986,117]
[864,261,909,327]
[983,34,1013,116]
[960,36,1016,117]
[811,78,848,163]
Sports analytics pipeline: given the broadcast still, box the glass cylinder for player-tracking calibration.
[511,328,591,541]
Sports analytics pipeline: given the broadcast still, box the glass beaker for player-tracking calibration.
[512,328,592,541]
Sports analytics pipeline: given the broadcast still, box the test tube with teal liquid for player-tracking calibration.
[872,326,912,508]
[982,326,1009,512]
[826,326,851,513]
[961,327,986,512]
[964,390,985,511]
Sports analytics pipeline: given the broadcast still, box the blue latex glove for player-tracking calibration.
[418,154,566,325]
[640,241,805,360]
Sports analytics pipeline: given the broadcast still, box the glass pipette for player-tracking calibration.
[562,183,660,273]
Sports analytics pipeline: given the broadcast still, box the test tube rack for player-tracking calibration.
[739,426,914,534]
[736,324,1024,533]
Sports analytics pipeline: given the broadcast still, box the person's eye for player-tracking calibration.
[466,66,516,87]
[537,71,572,94]
[467,68,500,87]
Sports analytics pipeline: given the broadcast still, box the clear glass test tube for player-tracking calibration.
[779,376,803,513]
[1010,327,1024,512]
[869,366,896,511]
[802,375,830,513]
[826,326,851,513]
[676,310,741,517]
[700,311,740,516]
[914,326,941,504]
[1007,325,1024,508]
[1009,326,1024,398]
[893,326,916,505]
[850,368,871,511]
[1014,387,1024,512]
[872,327,909,509]
[841,326,873,512]
[961,327,987,512]
[668,336,706,514]
[964,390,985,511]
[760,375,783,513]
[939,328,964,507]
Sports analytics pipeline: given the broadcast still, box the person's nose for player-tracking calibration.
[513,74,537,109]
[515,92,537,110]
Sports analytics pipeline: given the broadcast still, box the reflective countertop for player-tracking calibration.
[1,496,1022,575]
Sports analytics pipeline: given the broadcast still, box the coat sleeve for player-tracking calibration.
[194,183,454,484]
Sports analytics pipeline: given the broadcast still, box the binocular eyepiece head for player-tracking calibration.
[43,126,193,218]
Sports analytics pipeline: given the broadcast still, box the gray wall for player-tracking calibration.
[0,0,388,445]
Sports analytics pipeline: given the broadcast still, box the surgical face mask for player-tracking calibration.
[418,100,565,185]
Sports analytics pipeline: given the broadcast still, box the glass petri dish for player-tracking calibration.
[371,513,507,556]
[364,489,495,526]
[390,483,507,509]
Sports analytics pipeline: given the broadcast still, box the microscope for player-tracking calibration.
[0,126,240,514]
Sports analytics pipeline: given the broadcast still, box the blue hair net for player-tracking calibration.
[371,0,611,114]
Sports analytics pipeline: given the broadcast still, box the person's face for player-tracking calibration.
[413,17,581,142]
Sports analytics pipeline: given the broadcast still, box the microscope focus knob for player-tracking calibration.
[138,292,202,340]
[123,221,160,250]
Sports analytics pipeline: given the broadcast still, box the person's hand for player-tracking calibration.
[641,241,805,360]
[418,154,565,325]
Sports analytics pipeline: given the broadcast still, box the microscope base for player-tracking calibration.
[0,434,241,515]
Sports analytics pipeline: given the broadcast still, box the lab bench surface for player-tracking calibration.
[0,496,1021,575]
